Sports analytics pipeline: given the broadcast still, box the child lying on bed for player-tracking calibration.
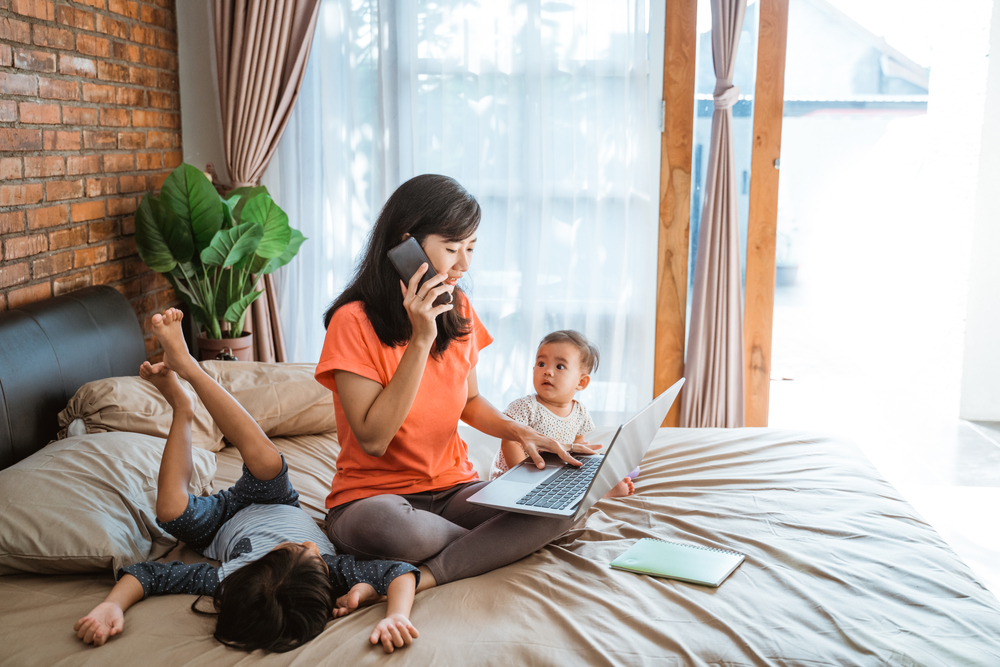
[74,308,434,654]
[489,330,637,495]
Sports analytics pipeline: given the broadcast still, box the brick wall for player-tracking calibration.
[0,0,182,360]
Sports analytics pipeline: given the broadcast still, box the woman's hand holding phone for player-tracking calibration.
[400,263,454,345]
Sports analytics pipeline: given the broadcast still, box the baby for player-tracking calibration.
[490,330,635,497]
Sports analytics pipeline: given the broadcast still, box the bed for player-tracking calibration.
[1,286,998,666]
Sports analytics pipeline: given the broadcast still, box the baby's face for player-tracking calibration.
[533,342,588,404]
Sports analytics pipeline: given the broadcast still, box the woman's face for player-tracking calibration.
[420,233,477,286]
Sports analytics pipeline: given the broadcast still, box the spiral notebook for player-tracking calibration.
[609,538,745,587]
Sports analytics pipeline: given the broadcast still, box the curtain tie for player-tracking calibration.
[713,84,741,110]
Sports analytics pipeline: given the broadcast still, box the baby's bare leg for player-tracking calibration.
[151,308,282,480]
[140,361,195,522]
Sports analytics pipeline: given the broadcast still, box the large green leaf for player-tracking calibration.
[160,164,224,253]
[223,289,263,324]
[135,194,194,273]
[201,222,263,268]
[229,186,268,225]
[257,229,307,275]
[240,194,291,258]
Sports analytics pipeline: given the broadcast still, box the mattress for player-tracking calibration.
[1,427,998,666]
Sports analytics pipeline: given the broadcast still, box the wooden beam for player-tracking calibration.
[654,0,698,427]
[744,0,790,426]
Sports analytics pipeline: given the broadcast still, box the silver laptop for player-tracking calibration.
[468,378,685,520]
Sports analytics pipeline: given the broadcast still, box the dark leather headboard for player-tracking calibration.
[0,285,146,470]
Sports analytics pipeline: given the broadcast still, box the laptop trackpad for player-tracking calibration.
[503,454,564,484]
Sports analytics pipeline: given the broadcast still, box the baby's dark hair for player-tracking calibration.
[538,330,600,375]
[191,547,333,653]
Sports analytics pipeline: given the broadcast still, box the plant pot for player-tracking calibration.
[196,332,254,361]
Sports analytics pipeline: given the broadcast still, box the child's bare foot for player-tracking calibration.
[604,477,635,498]
[139,361,194,414]
[332,582,385,618]
[150,308,197,378]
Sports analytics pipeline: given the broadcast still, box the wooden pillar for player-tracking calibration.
[744,0,790,426]
[654,0,699,427]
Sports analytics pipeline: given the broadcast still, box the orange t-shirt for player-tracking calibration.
[314,299,493,508]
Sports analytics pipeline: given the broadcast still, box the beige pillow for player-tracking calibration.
[201,361,337,437]
[58,374,225,452]
[0,432,215,575]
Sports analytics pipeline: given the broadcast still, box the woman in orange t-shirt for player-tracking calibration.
[315,174,597,590]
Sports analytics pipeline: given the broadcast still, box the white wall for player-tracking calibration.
[960,0,1000,421]
[176,1,229,183]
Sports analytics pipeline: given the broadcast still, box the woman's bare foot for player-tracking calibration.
[150,308,197,378]
[139,361,194,414]
[604,477,635,498]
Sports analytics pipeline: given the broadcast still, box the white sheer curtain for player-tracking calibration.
[267,0,665,420]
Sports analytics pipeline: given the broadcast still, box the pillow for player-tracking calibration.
[0,432,215,575]
[58,374,225,452]
[201,361,337,437]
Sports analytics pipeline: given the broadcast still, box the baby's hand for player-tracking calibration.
[74,601,124,646]
[370,612,419,653]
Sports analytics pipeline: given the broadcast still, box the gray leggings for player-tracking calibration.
[325,481,576,584]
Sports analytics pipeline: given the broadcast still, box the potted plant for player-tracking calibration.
[134,163,305,360]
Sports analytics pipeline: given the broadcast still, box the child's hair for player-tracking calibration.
[538,330,600,375]
[191,548,333,653]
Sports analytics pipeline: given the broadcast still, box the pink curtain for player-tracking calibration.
[213,0,320,361]
[680,0,747,428]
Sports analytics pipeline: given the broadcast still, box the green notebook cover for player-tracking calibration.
[609,538,745,587]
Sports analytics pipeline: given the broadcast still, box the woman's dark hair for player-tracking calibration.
[191,548,333,653]
[323,174,481,357]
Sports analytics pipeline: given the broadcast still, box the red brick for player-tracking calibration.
[19,102,60,124]
[83,131,116,149]
[76,34,110,58]
[132,293,156,316]
[116,87,145,106]
[130,24,157,46]
[0,294,5,311]
[38,77,79,100]
[0,211,25,235]
[111,41,139,62]
[118,175,147,193]
[146,131,174,149]
[115,277,142,299]
[93,261,124,285]
[95,15,127,39]
[55,4,95,30]
[0,43,10,67]
[45,179,84,201]
[157,31,177,51]
[108,0,138,18]
[140,4,169,27]
[148,91,175,110]
[62,106,98,126]
[23,155,64,178]
[7,282,51,308]
[72,200,106,222]
[59,55,97,78]
[117,131,145,149]
[26,204,68,229]
[107,238,137,259]
[100,108,130,127]
[86,177,117,197]
[0,71,37,96]
[155,288,177,308]
[0,158,21,180]
[11,0,53,20]
[48,226,87,250]
[164,151,184,170]
[88,220,119,242]
[43,130,81,150]
[67,155,101,176]
[132,110,159,127]
[0,17,32,44]
[142,48,170,69]
[0,100,16,122]
[52,270,92,296]
[82,82,114,103]
[13,47,56,72]
[74,245,108,268]
[0,183,44,206]
[103,154,134,172]
[32,251,72,277]
[32,24,74,50]
[4,234,48,260]
[121,214,135,234]
[148,172,168,191]
[107,197,136,216]
[136,153,162,170]
[0,129,43,151]
[141,271,170,293]
[97,61,129,83]
[157,71,179,91]
[122,256,145,278]
[75,0,106,9]
[0,263,30,289]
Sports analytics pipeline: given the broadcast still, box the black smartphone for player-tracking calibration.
[386,237,453,307]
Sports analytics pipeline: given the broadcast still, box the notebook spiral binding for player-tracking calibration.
[646,537,742,558]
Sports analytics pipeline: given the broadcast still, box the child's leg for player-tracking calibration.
[140,361,196,522]
[150,308,282,481]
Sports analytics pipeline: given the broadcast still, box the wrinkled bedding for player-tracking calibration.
[2,427,999,666]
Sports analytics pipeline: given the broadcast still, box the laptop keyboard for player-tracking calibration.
[515,455,602,510]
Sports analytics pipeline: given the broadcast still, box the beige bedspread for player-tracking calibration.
[2,427,999,666]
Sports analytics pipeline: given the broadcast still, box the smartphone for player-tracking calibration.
[387,237,453,307]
